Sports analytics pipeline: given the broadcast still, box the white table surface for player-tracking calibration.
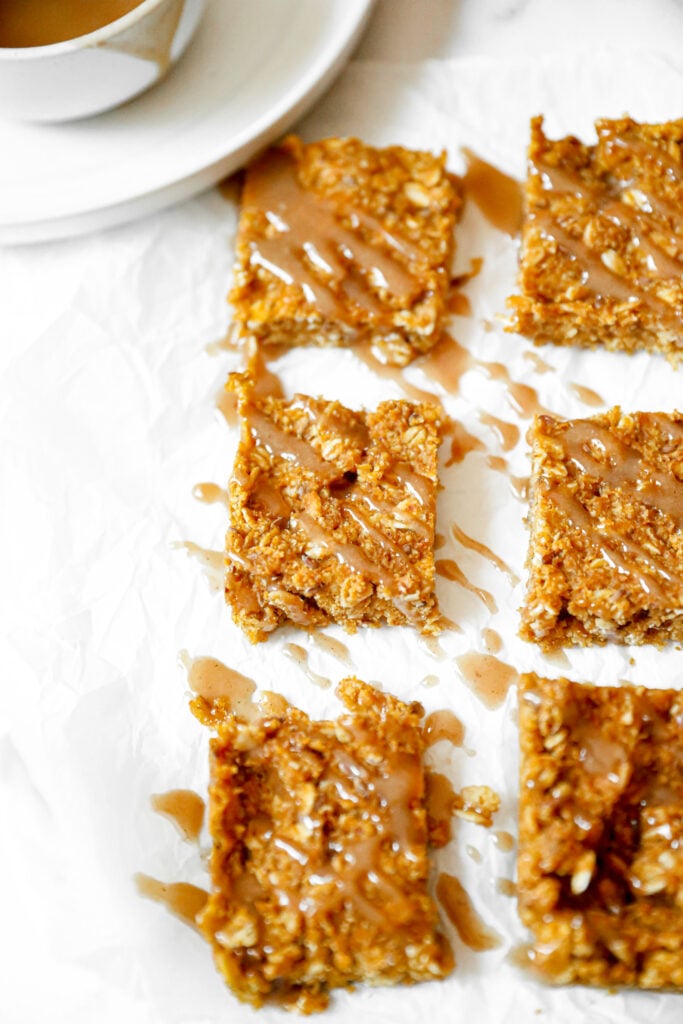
[361,0,683,60]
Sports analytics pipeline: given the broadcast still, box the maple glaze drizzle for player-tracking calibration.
[492,829,515,853]
[462,149,524,237]
[456,653,518,710]
[418,333,475,395]
[354,338,445,409]
[151,790,205,844]
[481,628,503,654]
[568,383,605,408]
[216,387,238,427]
[309,633,353,667]
[418,634,450,659]
[283,643,332,689]
[175,542,224,592]
[522,350,554,374]
[192,482,229,507]
[496,878,517,897]
[245,148,420,319]
[181,652,257,711]
[445,421,485,466]
[436,873,503,950]
[423,709,465,748]
[205,322,241,355]
[479,412,520,452]
[436,558,498,613]
[450,521,519,586]
[425,770,458,847]
[135,874,208,929]
[418,334,549,418]
[451,256,484,289]
[447,291,472,317]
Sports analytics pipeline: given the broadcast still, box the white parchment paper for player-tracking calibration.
[3,52,683,1024]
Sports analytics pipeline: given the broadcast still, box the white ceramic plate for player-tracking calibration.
[0,0,375,244]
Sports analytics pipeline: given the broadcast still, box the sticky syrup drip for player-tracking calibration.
[436,873,502,950]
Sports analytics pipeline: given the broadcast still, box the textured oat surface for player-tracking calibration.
[520,407,683,649]
[193,678,453,1013]
[224,373,442,642]
[508,116,683,364]
[519,673,683,990]
[230,135,461,366]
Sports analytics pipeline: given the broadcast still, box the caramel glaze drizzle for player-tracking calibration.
[418,334,550,418]
[135,874,208,929]
[232,398,435,627]
[436,873,502,951]
[445,421,485,466]
[544,414,683,599]
[531,154,683,336]
[245,149,422,320]
[436,558,498,613]
[423,710,465,748]
[151,790,205,844]
[462,149,524,237]
[450,521,519,586]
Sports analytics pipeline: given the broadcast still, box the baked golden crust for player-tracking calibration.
[197,678,454,1012]
[230,135,461,366]
[508,116,683,364]
[518,673,683,990]
[520,407,683,649]
[224,374,442,642]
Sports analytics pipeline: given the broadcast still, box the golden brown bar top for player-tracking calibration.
[518,673,683,990]
[195,677,453,1012]
[230,135,461,366]
[520,407,683,649]
[224,373,443,642]
[508,116,683,365]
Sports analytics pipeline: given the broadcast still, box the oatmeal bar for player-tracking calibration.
[518,673,683,990]
[520,407,683,649]
[508,116,683,364]
[194,677,454,1012]
[229,135,461,366]
[225,373,442,642]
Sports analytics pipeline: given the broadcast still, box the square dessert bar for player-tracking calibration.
[519,673,683,990]
[225,373,442,642]
[196,677,454,1012]
[520,407,683,649]
[508,116,683,365]
[229,135,462,366]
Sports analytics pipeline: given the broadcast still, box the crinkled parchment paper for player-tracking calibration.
[3,52,683,1024]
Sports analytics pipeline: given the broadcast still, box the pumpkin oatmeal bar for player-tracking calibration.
[520,407,683,649]
[229,135,461,366]
[192,677,454,1013]
[508,116,683,365]
[224,373,442,642]
[518,673,683,990]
